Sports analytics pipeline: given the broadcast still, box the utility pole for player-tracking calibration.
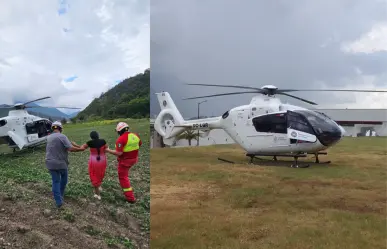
[197,100,207,146]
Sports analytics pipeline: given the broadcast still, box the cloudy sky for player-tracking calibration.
[0,0,149,113]
[150,0,387,118]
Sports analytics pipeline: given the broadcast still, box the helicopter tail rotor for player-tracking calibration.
[154,92,223,145]
[154,92,186,140]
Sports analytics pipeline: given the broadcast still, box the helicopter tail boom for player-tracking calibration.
[174,117,222,130]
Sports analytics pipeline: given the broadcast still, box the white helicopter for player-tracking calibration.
[0,97,80,152]
[153,84,387,167]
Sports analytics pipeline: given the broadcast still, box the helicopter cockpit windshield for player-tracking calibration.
[292,110,342,147]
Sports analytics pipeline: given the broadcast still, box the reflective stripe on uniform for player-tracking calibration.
[123,133,140,152]
[123,187,133,192]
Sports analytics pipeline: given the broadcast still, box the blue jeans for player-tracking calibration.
[49,169,68,207]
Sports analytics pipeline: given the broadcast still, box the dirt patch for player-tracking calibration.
[0,191,148,249]
[151,182,216,200]
[280,179,333,187]
[279,178,384,192]
[320,196,386,215]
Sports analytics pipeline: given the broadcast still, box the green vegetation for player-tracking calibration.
[176,129,201,146]
[150,137,387,249]
[75,69,150,121]
[0,119,149,248]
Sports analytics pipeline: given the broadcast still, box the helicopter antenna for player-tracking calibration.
[184,83,387,105]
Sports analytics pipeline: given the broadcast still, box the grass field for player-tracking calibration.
[150,137,387,249]
[0,118,149,249]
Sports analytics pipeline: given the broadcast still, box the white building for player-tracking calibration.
[150,109,387,148]
[314,109,387,137]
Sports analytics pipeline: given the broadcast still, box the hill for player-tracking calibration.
[0,106,9,118]
[67,111,80,118]
[22,102,69,118]
[76,69,150,121]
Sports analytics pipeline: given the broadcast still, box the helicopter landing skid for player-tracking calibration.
[310,152,331,164]
[246,152,330,168]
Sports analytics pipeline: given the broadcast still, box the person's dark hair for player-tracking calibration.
[117,126,129,136]
[90,131,99,140]
[90,131,101,161]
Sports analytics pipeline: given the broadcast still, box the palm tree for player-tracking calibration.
[176,128,201,146]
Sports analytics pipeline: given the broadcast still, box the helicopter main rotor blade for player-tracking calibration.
[25,106,81,109]
[183,91,260,100]
[279,92,318,105]
[279,89,387,93]
[22,96,51,106]
[187,84,387,94]
[187,83,264,92]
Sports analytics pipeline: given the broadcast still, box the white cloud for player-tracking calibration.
[323,21,387,109]
[0,0,149,110]
[316,72,387,109]
[341,22,387,54]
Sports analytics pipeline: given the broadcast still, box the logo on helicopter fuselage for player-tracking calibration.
[291,131,297,137]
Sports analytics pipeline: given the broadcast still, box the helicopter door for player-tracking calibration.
[286,111,317,143]
[7,131,26,149]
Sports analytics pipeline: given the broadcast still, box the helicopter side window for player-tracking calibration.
[36,120,52,137]
[46,121,52,131]
[252,113,287,134]
[287,113,314,134]
[26,123,38,135]
[0,119,6,127]
[222,111,229,119]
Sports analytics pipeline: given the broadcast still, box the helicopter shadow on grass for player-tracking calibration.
[250,157,330,168]
[218,154,331,169]
[0,144,46,159]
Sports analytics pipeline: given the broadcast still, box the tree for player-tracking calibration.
[176,128,201,146]
[61,118,67,124]
[76,69,150,121]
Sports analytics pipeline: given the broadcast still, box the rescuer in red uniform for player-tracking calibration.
[106,122,142,203]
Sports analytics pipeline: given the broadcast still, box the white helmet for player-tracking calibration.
[116,122,129,132]
[51,121,63,129]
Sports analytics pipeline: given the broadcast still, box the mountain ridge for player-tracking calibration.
[1,69,149,121]
[75,69,150,121]
[0,103,72,120]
